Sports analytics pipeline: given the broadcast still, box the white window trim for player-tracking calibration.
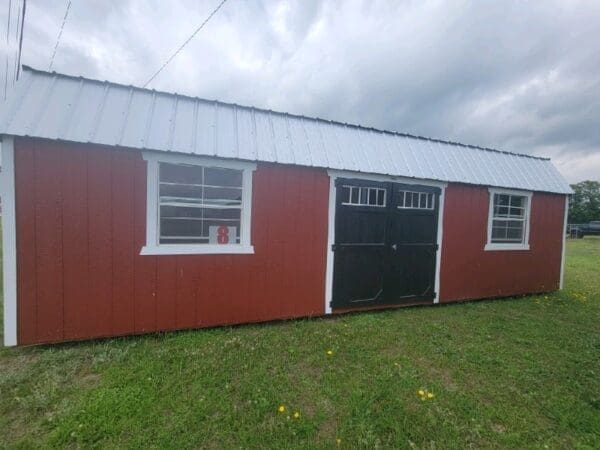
[484,187,532,251]
[140,152,256,255]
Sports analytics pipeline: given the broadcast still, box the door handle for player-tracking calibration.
[391,244,397,251]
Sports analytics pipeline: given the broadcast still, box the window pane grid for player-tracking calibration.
[158,163,243,245]
[342,186,387,207]
[490,193,528,245]
[397,190,434,210]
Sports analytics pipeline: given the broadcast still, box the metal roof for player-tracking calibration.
[0,66,571,194]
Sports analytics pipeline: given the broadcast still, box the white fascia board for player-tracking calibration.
[327,169,448,188]
[559,195,569,289]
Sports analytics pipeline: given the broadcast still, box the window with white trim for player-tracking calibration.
[141,153,255,255]
[485,189,532,251]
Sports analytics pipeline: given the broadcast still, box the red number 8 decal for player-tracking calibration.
[217,225,229,244]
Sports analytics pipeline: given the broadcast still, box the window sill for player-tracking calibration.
[484,243,530,251]
[140,244,255,256]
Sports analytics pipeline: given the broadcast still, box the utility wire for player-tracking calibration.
[4,0,12,100]
[15,0,25,80]
[12,3,21,84]
[143,0,229,88]
[48,0,71,71]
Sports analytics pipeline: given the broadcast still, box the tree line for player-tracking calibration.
[568,180,600,224]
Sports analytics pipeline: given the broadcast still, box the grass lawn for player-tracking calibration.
[1,238,599,449]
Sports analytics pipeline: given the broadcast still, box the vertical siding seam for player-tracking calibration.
[84,148,91,338]
[59,145,65,340]
[131,154,136,332]
[154,256,158,331]
[109,152,115,334]
[174,258,179,327]
[32,142,39,341]
[85,148,90,336]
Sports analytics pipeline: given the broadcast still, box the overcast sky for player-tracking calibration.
[1,0,599,182]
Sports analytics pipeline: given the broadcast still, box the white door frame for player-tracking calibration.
[324,170,447,314]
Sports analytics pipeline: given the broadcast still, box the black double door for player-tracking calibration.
[331,178,440,309]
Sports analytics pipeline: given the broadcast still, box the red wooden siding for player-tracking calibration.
[440,184,565,302]
[14,138,329,345]
[13,138,567,345]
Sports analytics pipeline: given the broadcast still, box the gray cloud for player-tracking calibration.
[1,0,599,182]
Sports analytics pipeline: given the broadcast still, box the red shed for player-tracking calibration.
[0,67,572,346]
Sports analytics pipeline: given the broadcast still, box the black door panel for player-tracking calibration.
[331,179,440,309]
[333,246,386,305]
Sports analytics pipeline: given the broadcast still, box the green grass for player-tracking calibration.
[1,238,599,449]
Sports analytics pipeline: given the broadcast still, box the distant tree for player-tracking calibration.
[569,180,600,223]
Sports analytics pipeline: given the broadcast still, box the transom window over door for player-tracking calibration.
[485,188,532,251]
[141,153,256,255]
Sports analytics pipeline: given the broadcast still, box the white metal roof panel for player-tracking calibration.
[0,67,572,194]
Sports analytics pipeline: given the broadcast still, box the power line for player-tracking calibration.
[15,0,25,80]
[12,3,21,84]
[48,0,71,71]
[4,0,12,100]
[143,0,229,88]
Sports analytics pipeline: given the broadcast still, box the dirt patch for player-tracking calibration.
[0,350,42,376]
[491,423,507,433]
[79,373,102,386]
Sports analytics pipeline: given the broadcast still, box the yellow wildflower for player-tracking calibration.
[293,411,300,419]
[327,350,334,356]
[418,389,425,396]
[336,438,342,445]
[278,405,286,413]
[427,392,434,399]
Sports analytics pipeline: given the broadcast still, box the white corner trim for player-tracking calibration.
[485,187,532,251]
[1,137,17,346]
[324,174,337,314]
[433,185,446,304]
[141,151,256,256]
[559,195,569,289]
